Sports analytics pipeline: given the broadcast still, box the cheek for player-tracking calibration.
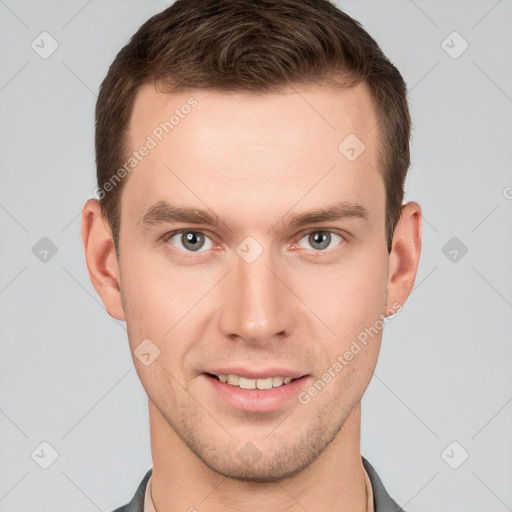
[302,250,388,349]
[119,250,182,341]
[305,259,386,399]
[119,247,220,349]
[119,253,203,393]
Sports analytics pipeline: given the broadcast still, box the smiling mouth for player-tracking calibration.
[206,373,303,390]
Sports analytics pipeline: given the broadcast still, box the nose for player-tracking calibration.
[217,246,296,346]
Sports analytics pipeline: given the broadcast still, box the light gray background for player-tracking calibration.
[1,0,511,511]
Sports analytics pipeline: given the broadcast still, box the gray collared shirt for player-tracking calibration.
[111,456,405,512]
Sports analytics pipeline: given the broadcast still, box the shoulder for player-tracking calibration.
[110,468,153,512]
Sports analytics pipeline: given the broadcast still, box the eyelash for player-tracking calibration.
[161,228,345,256]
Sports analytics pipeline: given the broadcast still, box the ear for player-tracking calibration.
[385,201,422,314]
[81,198,125,321]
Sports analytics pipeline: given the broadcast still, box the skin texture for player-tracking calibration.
[82,81,422,512]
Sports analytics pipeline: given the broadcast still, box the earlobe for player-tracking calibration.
[385,201,422,314]
[81,199,126,321]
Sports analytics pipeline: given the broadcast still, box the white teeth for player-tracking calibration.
[227,374,239,386]
[238,377,256,389]
[272,376,283,387]
[256,377,273,390]
[216,374,296,389]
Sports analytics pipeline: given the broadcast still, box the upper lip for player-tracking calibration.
[205,368,308,379]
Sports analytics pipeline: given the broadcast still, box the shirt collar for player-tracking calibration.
[144,465,374,512]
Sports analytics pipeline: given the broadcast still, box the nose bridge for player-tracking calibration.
[218,243,291,344]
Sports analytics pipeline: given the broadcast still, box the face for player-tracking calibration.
[113,82,394,481]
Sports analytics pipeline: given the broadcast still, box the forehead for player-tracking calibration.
[123,81,383,231]
[129,81,378,153]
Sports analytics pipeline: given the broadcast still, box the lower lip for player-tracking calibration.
[203,374,310,413]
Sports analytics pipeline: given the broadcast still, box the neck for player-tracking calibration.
[149,400,368,512]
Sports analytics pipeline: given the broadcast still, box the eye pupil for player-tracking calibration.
[182,232,204,251]
[309,231,330,250]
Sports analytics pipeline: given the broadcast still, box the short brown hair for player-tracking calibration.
[95,0,411,253]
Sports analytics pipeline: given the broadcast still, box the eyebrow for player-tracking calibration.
[139,201,230,230]
[283,201,369,229]
[138,200,369,232]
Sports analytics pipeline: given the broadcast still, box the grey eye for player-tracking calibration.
[168,231,213,252]
[297,231,343,251]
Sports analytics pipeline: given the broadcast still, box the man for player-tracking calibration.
[81,0,421,510]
